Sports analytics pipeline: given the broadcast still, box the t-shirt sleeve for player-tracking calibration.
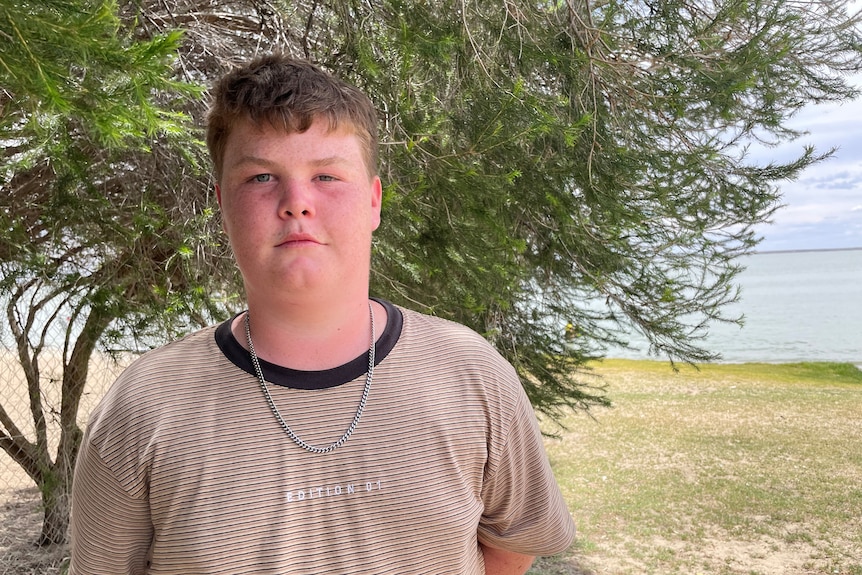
[477,376,576,556]
[69,413,154,574]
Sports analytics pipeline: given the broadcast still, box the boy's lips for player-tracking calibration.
[277,232,321,247]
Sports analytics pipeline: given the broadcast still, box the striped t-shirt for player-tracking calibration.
[70,301,575,574]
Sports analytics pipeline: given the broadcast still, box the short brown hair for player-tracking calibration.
[206,55,379,180]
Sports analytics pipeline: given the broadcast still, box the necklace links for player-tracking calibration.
[244,303,375,454]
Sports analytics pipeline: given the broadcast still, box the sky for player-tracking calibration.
[750,79,862,253]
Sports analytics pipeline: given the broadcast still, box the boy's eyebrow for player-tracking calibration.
[228,154,350,170]
[310,156,350,167]
[228,155,277,170]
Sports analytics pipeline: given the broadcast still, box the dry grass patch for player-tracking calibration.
[538,360,862,575]
[0,488,68,575]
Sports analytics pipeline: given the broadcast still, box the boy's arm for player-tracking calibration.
[480,542,535,575]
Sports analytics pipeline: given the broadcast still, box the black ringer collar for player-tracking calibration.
[215,298,402,390]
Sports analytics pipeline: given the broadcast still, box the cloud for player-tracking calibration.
[752,86,862,251]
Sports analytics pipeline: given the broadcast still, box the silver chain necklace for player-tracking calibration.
[244,303,375,454]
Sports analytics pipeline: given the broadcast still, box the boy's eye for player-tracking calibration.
[253,174,272,183]
[317,175,336,182]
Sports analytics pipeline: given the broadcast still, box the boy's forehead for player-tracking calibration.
[240,111,361,136]
[223,116,361,148]
[224,115,374,171]
[221,117,371,171]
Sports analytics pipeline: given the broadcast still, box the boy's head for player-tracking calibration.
[206,55,379,181]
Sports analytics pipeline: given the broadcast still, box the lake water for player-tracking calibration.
[606,248,862,365]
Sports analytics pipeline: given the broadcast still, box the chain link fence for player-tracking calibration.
[0,327,128,499]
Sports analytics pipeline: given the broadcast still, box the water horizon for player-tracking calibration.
[605,248,862,367]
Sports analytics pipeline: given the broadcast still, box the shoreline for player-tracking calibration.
[602,356,862,368]
[753,245,862,255]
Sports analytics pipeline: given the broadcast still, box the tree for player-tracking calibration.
[333,0,861,414]
[0,0,217,545]
[253,0,862,414]
[3,0,861,545]
[118,0,862,416]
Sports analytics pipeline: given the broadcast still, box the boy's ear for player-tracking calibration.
[371,176,383,231]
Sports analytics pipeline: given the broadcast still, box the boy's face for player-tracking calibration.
[216,117,382,304]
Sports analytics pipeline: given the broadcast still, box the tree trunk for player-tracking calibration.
[38,467,71,546]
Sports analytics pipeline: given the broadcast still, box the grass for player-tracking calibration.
[0,489,68,574]
[4,360,861,574]
[530,360,862,575]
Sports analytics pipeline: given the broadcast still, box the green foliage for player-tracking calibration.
[1,0,226,347]
[1,0,201,167]
[335,0,862,415]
